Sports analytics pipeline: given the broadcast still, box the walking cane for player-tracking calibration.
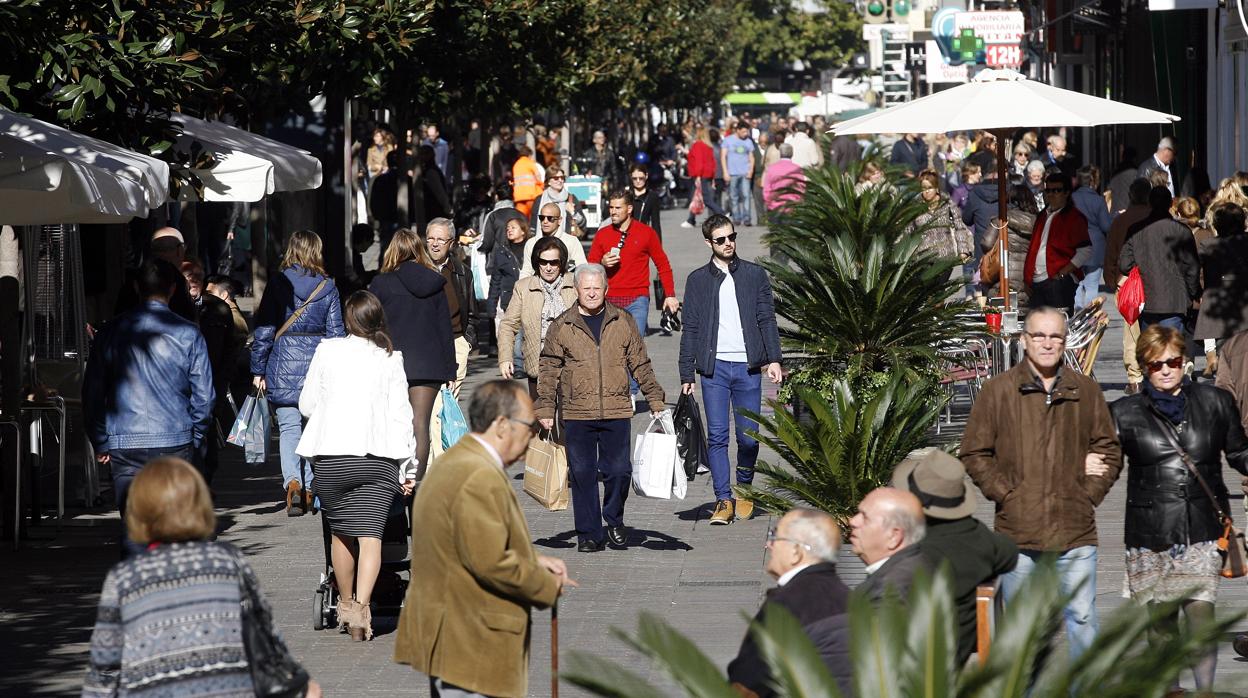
[551,600,559,698]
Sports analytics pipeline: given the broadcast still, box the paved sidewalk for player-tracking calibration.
[5,206,1248,696]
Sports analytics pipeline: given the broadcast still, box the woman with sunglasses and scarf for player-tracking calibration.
[1111,325,1248,695]
[498,237,576,398]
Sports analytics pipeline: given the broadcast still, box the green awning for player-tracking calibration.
[724,92,803,106]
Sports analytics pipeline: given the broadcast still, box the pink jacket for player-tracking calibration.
[762,159,806,212]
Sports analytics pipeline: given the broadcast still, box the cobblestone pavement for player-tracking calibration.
[5,206,1248,696]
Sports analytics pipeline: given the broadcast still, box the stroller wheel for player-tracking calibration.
[313,587,333,630]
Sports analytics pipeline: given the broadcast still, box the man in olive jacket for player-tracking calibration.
[960,307,1122,661]
[395,381,574,698]
[536,263,666,552]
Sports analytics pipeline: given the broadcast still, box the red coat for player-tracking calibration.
[687,141,715,179]
[1022,207,1090,287]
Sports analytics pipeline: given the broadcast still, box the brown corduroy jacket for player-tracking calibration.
[393,436,559,697]
[960,362,1123,552]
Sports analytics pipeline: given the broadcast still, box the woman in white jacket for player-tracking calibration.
[297,290,416,642]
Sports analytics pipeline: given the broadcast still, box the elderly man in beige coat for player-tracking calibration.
[394,380,575,697]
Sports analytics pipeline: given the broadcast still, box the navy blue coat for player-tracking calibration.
[250,266,345,406]
[370,261,456,383]
[678,257,783,383]
[961,181,1001,258]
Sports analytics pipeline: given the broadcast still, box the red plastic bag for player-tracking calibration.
[1117,267,1145,325]
[689,179,705,216]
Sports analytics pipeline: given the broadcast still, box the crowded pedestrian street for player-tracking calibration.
[4,204,1248,696]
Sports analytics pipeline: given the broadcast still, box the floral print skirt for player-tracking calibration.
[1122,541,1222,604]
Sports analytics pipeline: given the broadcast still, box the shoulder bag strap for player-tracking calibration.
[274,278,329,342]
[1145,408,1231,523]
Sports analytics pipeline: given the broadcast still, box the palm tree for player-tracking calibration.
[563,561,1239,697]
[734,374,944,527]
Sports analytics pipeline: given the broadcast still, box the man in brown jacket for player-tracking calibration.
[394,380,575,697]
[960,307,1122,661]
[537,262,666,552]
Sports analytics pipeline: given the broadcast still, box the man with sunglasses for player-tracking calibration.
[679,214,784,525]
[519,201,586,278]
[1022,173,1092,313]
[961,306,1122,662]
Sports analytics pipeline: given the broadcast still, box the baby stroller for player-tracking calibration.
[312,493,412,630]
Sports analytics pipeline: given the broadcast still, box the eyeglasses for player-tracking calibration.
[766,528,812,550]
[538,215,561,222]
[709,232,738,245]
[509,417,542,435]
[426,237,452,246]
[1026,332,1066,344]
[1146,356,1185,374]
[537,258,562,267]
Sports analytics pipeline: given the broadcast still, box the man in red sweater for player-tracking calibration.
[588,190,680,398]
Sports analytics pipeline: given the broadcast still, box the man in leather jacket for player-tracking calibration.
[84,260,214,558]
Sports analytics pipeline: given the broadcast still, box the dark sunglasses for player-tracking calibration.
[537,258,563,267]
[1146,356,1184,374]
[708,232,738,245]
[538,214,561,222]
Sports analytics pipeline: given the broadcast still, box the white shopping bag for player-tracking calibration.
[631,411,685,500]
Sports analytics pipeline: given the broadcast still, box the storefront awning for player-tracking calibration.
[169,113,322,202]
[0,108,169,225]
[724,92,803,107]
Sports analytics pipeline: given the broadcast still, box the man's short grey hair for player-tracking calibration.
[1158,136,1176,151]
[573,263,607,288]
[1023,306,1068,334]
[778,143,794,159]
[1025,160,1047,176]
[1047,134,1066,148]
[880,499,926,546]
[783,508,841,562]
[425,217,454,239]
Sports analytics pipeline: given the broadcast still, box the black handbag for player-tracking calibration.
[674,392,709,481]
[233,549,311,697]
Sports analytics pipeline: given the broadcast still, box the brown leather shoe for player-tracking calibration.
[304,487,317,515]
[285,480,304,517]
[735,499,754,521]
[710,499,734,525]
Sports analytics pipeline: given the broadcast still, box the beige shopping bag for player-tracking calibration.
[524,432,570,511]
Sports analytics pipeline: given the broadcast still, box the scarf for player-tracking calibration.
[1144,377,1189,425]
[539,277,567,340]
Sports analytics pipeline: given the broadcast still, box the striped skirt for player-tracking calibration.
[310,455,402,538]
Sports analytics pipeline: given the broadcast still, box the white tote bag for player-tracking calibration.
[631,411,686,500]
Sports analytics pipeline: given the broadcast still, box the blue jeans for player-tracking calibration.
[729,175,752,225]
[110,444,193,558]
[564,419,631,544]
[1000,546,1099,660]
[686,178,726,225]
[701,360,761,501]
[1075,267,1103,310]
[275,406,312,490]
[623,295,649,395]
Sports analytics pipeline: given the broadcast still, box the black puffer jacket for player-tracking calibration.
[1111,383,1248,550]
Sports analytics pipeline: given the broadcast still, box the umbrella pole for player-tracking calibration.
[995,128,1011,311]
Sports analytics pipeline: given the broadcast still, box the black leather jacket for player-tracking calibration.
[1111,383,1248,550]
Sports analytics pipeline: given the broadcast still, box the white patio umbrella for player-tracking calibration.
[169,113,322,202]
[0,108,170,225]
[831,69,1180,309]
[791,93,870,119]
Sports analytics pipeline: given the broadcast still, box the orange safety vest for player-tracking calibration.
[512,156,544,203]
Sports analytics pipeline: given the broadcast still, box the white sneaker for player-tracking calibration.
[680,221,695,228]
[696,464,710,474]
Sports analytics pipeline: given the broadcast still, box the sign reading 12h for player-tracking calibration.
[931,8,1025,68]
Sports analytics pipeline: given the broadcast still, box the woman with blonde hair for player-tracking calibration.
[1111,325,1248,694]
[251,230,344,516]
[83,457,321,697]
[369,229,455,477]
[298,291,417,641]
[854,161,886,194]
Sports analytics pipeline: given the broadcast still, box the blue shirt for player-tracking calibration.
[722,135,755,177]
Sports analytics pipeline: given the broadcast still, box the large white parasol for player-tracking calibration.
[831,69,1180,308]
[169,113,323,202]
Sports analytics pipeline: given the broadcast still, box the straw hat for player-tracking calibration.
[890,447,977,520]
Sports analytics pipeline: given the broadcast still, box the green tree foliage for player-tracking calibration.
[0,0,431,150]
[735,376,944,526]
[739,0,863,77]
[563,563,1241,697]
